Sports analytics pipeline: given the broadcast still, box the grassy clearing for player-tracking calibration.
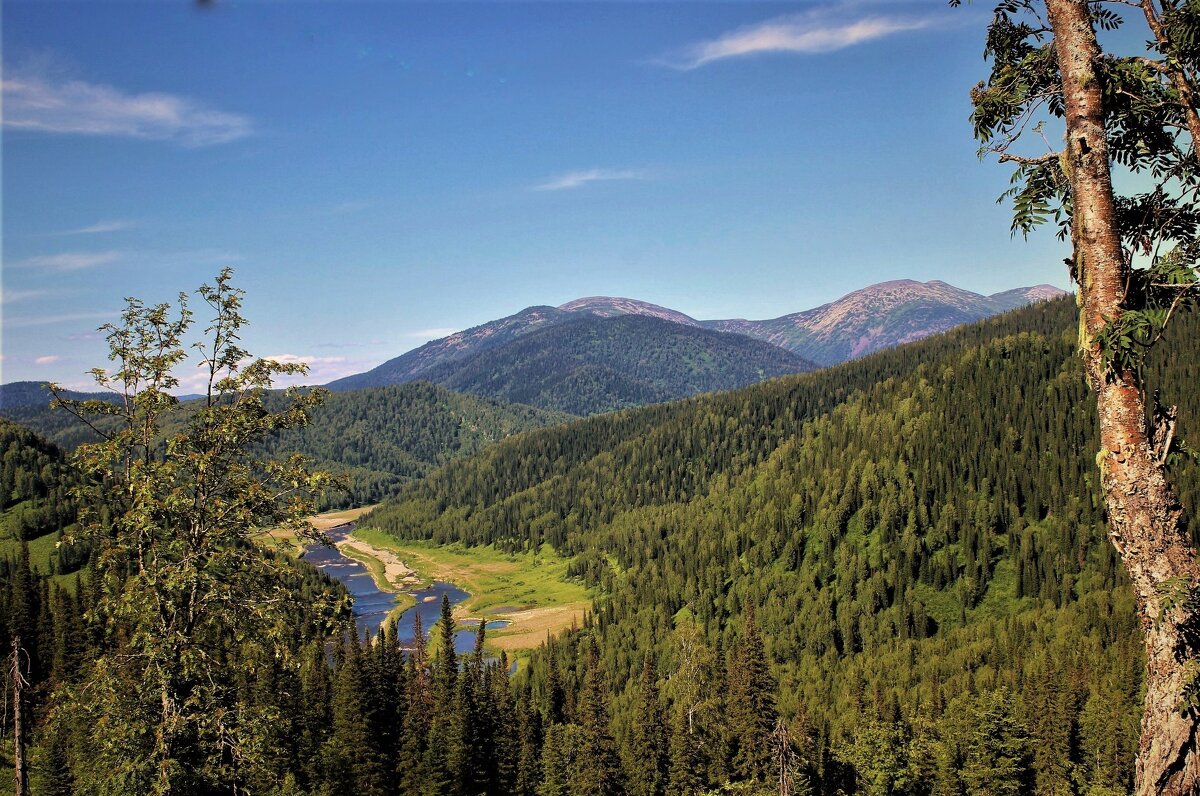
[0,500,61,570]
[350,528,592,649]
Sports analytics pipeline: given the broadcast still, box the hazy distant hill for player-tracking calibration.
[329,280,1067,393]
[0,382,126,451]
[411,314,816,415]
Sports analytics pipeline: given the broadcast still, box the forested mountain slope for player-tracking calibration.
[261,382,574,506]
[412,314,816,415]
[0,382,572,508]
[0,418,86,575]
[361,296,1199,793]
[327,305,572,392]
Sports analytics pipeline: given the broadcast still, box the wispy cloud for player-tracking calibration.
[170,354,360,394]
[2,72,252,146]
[659,5,930,69]
[0,289,49,304]
[12,250,122,271]
[58,219,136,235]
[533,168,648,192]
[263,354,349,368]
[5,311,115,329]
[34,355,61,366]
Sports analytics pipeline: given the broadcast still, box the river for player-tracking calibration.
[303,523,508,654]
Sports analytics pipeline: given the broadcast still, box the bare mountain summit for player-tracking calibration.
[557,297,701,327]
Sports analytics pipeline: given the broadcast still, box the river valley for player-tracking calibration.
[304,523,509,653]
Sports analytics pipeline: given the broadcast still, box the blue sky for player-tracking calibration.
[2,0,1075,390]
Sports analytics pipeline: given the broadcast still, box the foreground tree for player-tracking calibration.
[48,269,339,794]
[957,0,1200,791]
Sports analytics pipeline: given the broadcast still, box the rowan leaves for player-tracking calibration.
[46,269,344,794]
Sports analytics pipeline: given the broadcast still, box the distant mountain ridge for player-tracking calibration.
[407,313,816,415]
[328,279,1067,392]
[704,280,1068,365]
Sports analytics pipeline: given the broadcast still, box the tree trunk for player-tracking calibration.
[11,637,28,796]
[1046,1,1200,792]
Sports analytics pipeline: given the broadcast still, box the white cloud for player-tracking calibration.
[407,327,459,339]
[661,6,930,69]
[533,168,648,192]
[2,73,252,146]
[34,355,61,366]
[13,250,122,271]
[260,354,367,387]
[58,219,136,235]
[263,354,348,368]
[75,353,366,396]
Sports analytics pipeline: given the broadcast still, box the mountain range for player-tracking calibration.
[3,278,1068,429]
[328,280,1067,398]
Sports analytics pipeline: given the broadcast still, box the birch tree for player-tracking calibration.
[955,1,1200,791]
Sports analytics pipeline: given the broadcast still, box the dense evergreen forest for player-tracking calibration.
[2,296,1198,794]
[0,382,572,509]
[360,296,1199,795]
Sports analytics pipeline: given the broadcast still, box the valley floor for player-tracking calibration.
[348,526,591,651]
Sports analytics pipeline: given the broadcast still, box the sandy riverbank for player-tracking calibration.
[336,535,422,591]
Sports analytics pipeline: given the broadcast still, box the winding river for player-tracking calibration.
[304,524,507,654]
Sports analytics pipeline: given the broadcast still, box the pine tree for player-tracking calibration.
[515,686,545,796]
[426,595,462,795]
[962,689,1032,796]
[324,634,387,796]
[400,610,434,796]
[491,651,520,795]
[538,723,585,796]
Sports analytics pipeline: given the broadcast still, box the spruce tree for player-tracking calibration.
[726,601,776,783]
[572,640,625,796]
[515,686,545,796]
[426,594,461,795]
[666,706,706,796]
[627,655,667,796]
[324,634,387,796]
